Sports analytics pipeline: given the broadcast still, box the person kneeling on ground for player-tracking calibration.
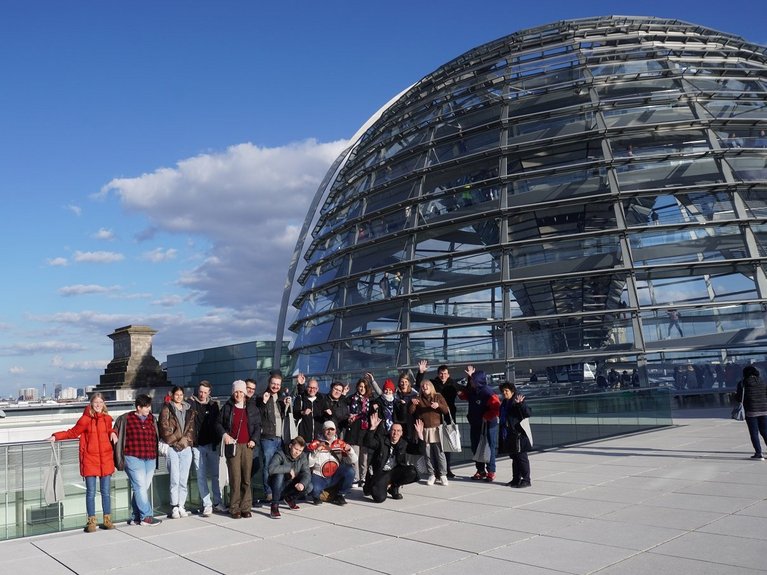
[267,436,313,519]
[363,413,423,502]
[306,420,357,505]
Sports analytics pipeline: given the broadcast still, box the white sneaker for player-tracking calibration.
[178,507,188,517]
[201,506,213,517]
[214,503,228,513]
[171,506,180,519]
[426,475,436,486]
[437,477,449,486]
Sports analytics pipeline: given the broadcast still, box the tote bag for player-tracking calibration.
[282,404,299,443]
[440,421,462,453]
[731,384,746,421]
[43,443,65,505]
[473,421,491,463]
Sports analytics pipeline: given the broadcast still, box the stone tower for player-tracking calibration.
[97,325,167,399]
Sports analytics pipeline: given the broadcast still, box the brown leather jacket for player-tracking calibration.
[158,401,196,450]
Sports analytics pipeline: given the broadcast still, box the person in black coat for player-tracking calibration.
[363,413,423,502]
[736,365,767,459]
[293,374,325,442]
[499,382,532,488]
[216,380,262,518]
[319,381,350,434]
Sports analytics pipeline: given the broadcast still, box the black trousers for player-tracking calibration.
[368,465,419,503]
[511,451,530,483]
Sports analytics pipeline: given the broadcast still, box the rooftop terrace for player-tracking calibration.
[1,407,764,575]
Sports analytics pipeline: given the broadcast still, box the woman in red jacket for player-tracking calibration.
[48,392,116,532]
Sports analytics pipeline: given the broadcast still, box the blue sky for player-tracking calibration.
[0,1,764,399]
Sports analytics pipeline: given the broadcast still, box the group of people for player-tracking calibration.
[46,363,537,531]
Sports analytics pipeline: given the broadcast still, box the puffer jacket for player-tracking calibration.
[737,375,767,415]
[54,406,115,477]
[158,401,196,451]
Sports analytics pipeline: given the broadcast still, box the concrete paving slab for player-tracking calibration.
[485,535,638,574]
[545,516,685,550]
[595,550,761,574]
[649,531,767,571]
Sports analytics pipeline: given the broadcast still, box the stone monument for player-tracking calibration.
[97,325,167,400]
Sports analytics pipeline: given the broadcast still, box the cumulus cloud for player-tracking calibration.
[93,228,115,241]
[59,284,120,297]
[66,204,82,216]
[140,247,177,262]
[100,138,349,324]
[73,250,124,263]
[9,366,25,375]
[47,257,69,266]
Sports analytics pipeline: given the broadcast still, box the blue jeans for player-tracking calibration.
[166,446,193,508]
[124,456,155,520]
[192,444,222,507]
[311,464,355,497]
[269,472,313,502]
[469,419,498,473]
[746,415,767,455]
[84,475,111,516]
[260,437,283,497]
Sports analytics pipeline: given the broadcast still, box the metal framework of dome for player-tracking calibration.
[277,15,767,390]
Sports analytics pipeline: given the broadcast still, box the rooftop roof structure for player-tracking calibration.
[278,16,767,388]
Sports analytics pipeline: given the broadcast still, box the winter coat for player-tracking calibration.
[319,394,350,433]
[364,426,419,475]
[408,392,449,429]
[415,372,459,421]
[293,392,325,442]
[190,395,221,447]
[737,375,767,415]
[499,396,532,455]
[217,397,261,445]
[158,401,196,451]
[346,393,375,445]
[457,376,500,426]
[257,393,290,438]
[268,444,312,486]
[53,406,115,478]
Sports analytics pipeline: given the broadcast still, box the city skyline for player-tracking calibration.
[1,1,764,398]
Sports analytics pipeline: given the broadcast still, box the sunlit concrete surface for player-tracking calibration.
[2,408,765,575]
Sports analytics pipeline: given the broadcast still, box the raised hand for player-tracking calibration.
[418,359,428,373]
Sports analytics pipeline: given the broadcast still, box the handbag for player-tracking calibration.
[731,384,746,421]
[282,404,299,443]
[473,421,491,463]
[440,421,462,453]
[224,442,237,459]
[218,442,229,489]
[43,443,65,505]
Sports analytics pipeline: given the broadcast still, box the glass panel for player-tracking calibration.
[509,166,608,204]
[410,325,503,364]
[726,154,767,182]
[635,268,758,307]
[603,101,696,129]
[616,156,723,191]
[630,225,747,266]
[411,250,501,293]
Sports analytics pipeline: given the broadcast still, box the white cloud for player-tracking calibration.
[47,257,69,266]
[152,295,184,307]
[66,204,82,216]
[0,341,85,355]
[9,366,25,375]
[140,247,177,263]
[59,284,120,297]
[50,355,108,371]
[93,228,115,241]
[73,250,124,263]
[100,138,349,324]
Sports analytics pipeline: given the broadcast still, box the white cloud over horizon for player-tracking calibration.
[59,284,120,297]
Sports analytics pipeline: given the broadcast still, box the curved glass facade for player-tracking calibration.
[280,16,767,391]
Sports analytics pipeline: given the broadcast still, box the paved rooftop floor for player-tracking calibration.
[2,407,765,575]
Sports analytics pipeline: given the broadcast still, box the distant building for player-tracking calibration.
[165,340,291,398]
[59,387,78,400]
[18,388,38,401]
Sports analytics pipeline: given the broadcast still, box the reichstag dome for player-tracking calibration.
[278,15,767,392]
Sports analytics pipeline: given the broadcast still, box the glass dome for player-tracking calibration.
[278,15,767,391]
